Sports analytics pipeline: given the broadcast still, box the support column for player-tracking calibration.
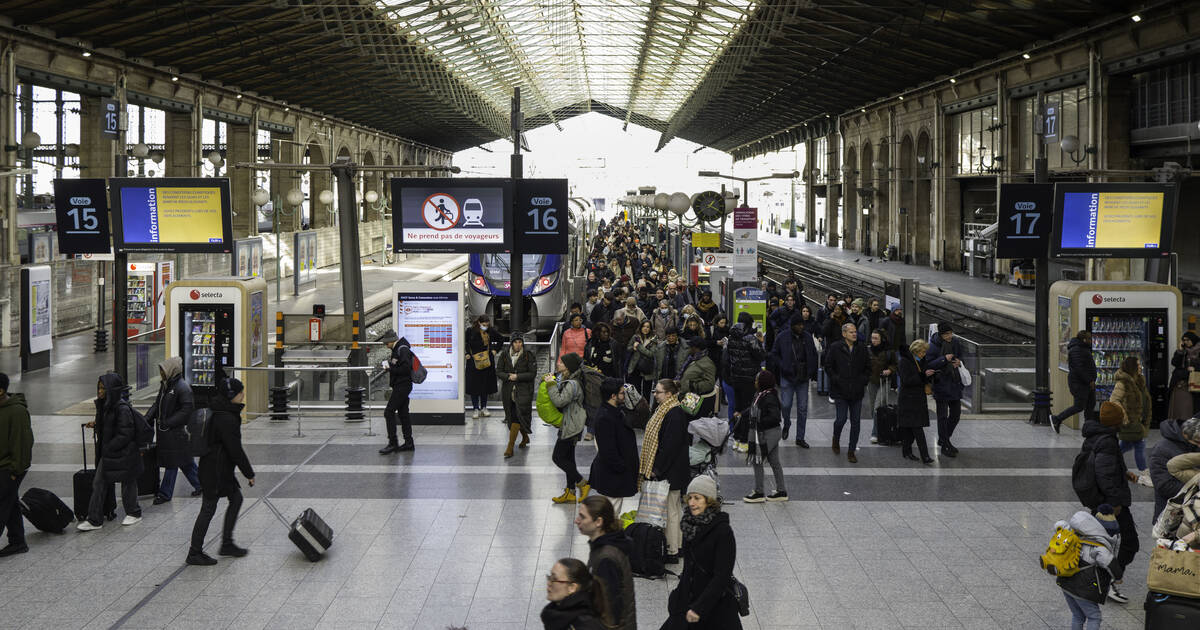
[271,137,300,232]
[826,133,840,248]
[805,142,817,242]
[165,111,198,177]
[228,122,254,237]
[79,95,115,181]
[2,46,17,265]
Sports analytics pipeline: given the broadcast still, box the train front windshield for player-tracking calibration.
[482,254,545,288]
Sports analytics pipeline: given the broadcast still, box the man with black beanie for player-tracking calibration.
[378,330,416,454]
[187,372,255,566]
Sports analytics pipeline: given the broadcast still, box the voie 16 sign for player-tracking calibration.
[513,178,568,254]
[53,178,112,255]
[995,183,1053,259]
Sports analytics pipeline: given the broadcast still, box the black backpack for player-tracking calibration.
[1072,445,1105,508]
[186,408,213,457]
[625,522,667,579]
[125,402,154,446]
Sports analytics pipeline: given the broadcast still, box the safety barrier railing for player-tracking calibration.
[224,365,377,437]
[127,327,167,397]
[956,336,1036,413]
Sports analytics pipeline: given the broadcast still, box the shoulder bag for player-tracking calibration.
[472,350,491,370]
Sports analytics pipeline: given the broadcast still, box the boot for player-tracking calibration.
[577,480,591,500]
[379,441,400,455]
[551,487,577,504]
[518,430,530,449]
[504,424,520,459]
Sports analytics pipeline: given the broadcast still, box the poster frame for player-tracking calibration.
[391,280,466,424]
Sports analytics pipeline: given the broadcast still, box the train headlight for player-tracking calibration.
[471,274,489,292]
[532,273,556,295]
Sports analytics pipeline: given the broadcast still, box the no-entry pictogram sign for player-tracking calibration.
[422,193,460,230]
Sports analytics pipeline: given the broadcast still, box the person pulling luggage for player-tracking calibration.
[145,357,202,504]
[0,373,33,557]
[78,373,143,531]
[187,372,255,566]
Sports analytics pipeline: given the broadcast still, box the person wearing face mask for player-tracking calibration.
[652,300,679,341]
[465,315,502,419]
[541,558,610,630]
[660,475,742,630]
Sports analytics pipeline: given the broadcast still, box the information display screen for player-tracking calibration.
[110,178,233,253]
[392,177,512,253]
[1051,183,1177,258]
[394,292,462,400]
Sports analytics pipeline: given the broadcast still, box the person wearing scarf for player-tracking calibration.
[660,475,742,630]
[497,333,537,458]
[639,379,690,562]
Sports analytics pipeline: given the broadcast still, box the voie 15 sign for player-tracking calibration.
[53,178,112,254]
[513,179,568,254]
[995,183,1053,259]
[392,178,512,253]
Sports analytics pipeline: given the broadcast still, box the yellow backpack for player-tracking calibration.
[1040,526,1099,577]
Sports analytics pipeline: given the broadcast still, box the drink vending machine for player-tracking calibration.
[124,261,173,337]
[1050,281,1181,429]
[164,277,268,417]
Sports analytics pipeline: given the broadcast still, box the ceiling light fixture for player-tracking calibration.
[81,50,92,57]
[171,75,179,82]
[898,95,904,100]
[1022,53,1031,60]
[236,94,242,99]
[949,77,956,84]
[1131,14,1142,22]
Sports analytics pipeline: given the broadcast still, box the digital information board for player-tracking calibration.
[110,178,233,253]
[392,281,465,422]
[1051,183,1177,258]
[53,178,111,255]
[392,178,512,253]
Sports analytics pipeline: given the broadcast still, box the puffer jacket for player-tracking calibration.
[559,325,591,361]
[1080,418,1131,508]
[95,373,142,483]
[1110,370,1150,442]
[1150,419,1200,521]
[1067,338,1097,390]
[146,357,194,468]
[548,374,587,440]
[724,323,764,385]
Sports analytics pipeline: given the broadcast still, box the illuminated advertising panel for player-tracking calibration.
[393,287,463,406]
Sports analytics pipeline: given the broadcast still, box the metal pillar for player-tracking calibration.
[1029,91,1053,426]
[331,159,365,390]
[114,252,128,381]
[510,88,524,335]
[94,261,108,352]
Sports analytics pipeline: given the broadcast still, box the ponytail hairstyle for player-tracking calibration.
[556,558,612,625]
[581,495,620,534]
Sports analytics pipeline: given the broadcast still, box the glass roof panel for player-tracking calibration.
[374,0,759,125]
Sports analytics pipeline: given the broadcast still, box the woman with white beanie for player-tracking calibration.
[660,475,742,630]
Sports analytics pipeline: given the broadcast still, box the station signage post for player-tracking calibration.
[733,207,758,281]
[53,178,111,254]
[996,183,1054,259]
[512,178,568,254]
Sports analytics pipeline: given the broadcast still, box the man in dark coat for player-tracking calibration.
[146,357,201,504]
[0,373,33,557]
[1148,416,1200,523]
[925,323,966,458]
[1080,405,1140,603]
[588,380,639,513]
[768,312,818,445]
[78,373,142,530]
[881,306,906,350]
[825,322,870,463]
[378,330,416,454]
[187,375,255,566]
[1052,330,1097,433]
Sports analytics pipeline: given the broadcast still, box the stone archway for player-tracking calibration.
[842,145,858,250]
[914,131,933,266]
[899,134,916,263]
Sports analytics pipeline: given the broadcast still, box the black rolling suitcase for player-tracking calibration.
[264,499,334,562]
[19,488,73,533]
[137,445,159,497]
[1144,591,1200,629]
[74,424,116,522]
[874,379,900,445]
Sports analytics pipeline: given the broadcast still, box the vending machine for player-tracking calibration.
[165,277,268,417]
[1050,281,1182,428]
[124,261,173,336]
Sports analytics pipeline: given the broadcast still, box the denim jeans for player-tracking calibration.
[471,394,488,410]
[778,378,809,440]
[721,380,736,424]
[832,397,863,453]
[1062,591,1101,630]
[816,367,829,393]
[1120,439,1147,470]
[158,460,201,500]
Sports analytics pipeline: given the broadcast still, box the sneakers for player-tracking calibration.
[795,439,809,449]
[481,408,491,417]
[1050,414,1062,434]
[847,452,858,464]
[743,492,766,503]
[766,491,789,502]
[122,515,142,526]
[186,550,218,566]
[397,441,415,452]
[583,432,594,441]
[472,409,481,419]
[1107,583,1129,604]
[1137,471,1154,488]
[0,542,29,557]
[219,542,248,557]
[827,396,835,405]
[551,488,577,504]
[76,520,102,532]
[577,481,591,500]
[870,436,878,444]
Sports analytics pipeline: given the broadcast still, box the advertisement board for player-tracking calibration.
[293,231,317,295]
[109,178,233,253]
[1050,183,1178,258]
[25,265,52,354]
[54,178,111,254]
[233,237,264,278]
[249,290,264,366]
[28,232,53,263]
[392,281,465,420]
[732,207,758,281]
[392,178,512,253]
[733,286,767,332]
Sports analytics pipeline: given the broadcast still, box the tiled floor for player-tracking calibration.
[7,395,1160,630]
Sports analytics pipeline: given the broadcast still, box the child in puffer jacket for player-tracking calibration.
[1056,505,1120,630]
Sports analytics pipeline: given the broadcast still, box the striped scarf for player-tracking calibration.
[639,395,679,481]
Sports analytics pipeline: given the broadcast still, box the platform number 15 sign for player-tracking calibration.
[513,178,569,254]
[100,98,120,139]
[996,183,1054,259]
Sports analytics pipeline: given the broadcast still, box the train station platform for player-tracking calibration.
[751,230,1035,339]
[2,254,466,416]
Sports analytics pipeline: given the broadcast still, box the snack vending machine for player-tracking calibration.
[165,277,268,417]
[1050,281,1181,428]
[124,261,173,337]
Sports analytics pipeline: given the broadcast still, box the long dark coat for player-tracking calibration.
[197,397,255,499]
[589,403,639,498]
[654,407,692,492]
[95,373,142,483]
[896,349,931,428]
[146,362,194,469]
[661,510,742,630]
[465,326,501,396]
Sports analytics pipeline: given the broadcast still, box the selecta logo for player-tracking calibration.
[190,290,202,300]
[1092,294,1103,305]
[1091,293,1126,305]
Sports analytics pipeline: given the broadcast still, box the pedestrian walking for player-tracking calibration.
[466,315,501,419]
[547,354,591,504]
[825,322,870,463]
[146,358,202,504]
[660,475,742,630]
[497,332,537,458]
[640,379,690,562]
[575,496,636,630]
[78,373,143,531]
[588,379,638,512]
[1051,330,1097,433]
[737,370,788,502]
[0,373,33,557]
[897,340,934,464]
[377,330,416,454]
[187,374,255,566]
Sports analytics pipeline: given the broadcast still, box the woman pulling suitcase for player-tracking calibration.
[187,371,255,566]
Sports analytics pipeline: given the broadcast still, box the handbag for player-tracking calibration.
[1147,546,1200,598]
[472,350,491,370]
[692,551,750,617]
[957,363,972,387]
[1190,371,1200,393]
[635,479,671,528]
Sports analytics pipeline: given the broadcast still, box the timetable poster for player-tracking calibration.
[394,292,461,400]
[1059,191,1165,249]
[120,186,226,245]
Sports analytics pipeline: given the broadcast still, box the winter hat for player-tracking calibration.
[937,322,954,335]
[851,298,864,308]
[737,311,754,327]
[509,331,525,344]
[686,474,718,502]
[1099,401,1125,427]
[1184,331,1200,345]
[1095,504,1121,536]
[378,329,399,344]
[560,353,582,374]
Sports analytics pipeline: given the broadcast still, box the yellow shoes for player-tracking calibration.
[551,488,577,504]
[577,481,591,500]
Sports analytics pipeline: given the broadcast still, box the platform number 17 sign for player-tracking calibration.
[996,183,1054,259]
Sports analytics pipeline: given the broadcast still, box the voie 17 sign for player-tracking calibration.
[53,178,111,254]
[995,183,1053,259]
[392,178,512,253]
[513,178,568,254]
